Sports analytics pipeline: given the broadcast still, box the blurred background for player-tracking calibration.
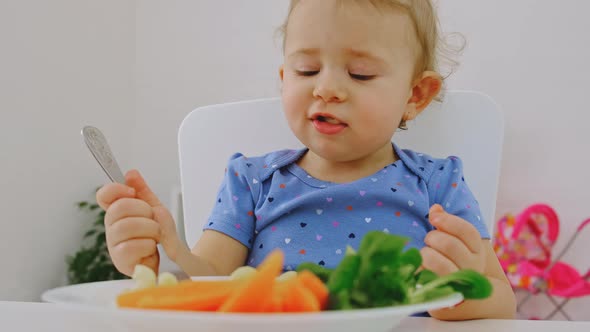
[1,0,588,320]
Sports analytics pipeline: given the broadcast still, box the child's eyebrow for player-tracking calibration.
[287,48,320,59]
[287,48,388,65]
[344,48,388,64]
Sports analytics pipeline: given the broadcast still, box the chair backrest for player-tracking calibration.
[178,90,504,247]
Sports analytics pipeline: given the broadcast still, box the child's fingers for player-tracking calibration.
[107,217,161,248]
[125,169,163,208]
[152,206,177,238]
[152,206,182,261]
[420,246,459,276]
[138,253,160,275]
[96,183,136,210]
[104,198,153,226]
[429,205,482,254]
[429,203,444,214]
[424,230,472,270]
[111,238,158,275]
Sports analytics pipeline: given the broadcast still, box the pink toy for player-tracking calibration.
[494,203,590,320]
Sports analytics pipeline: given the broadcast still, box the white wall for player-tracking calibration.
[0,0,135,301]
[132,0,286,202]
[2,0,589,320]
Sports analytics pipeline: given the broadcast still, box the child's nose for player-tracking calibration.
[312,72,347,103]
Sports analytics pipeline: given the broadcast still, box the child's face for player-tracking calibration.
[280,0,422,162]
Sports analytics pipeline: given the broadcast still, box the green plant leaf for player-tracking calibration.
[410,269,493,302]
[415,269,438,285]
[84,229,97,238]
[94,232,106,247]
[318,231,493,311]
[327,254,361,293]
[329,290,354,310]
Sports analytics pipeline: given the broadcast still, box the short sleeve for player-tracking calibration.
[427,156,490,239]
[202,153,256,249]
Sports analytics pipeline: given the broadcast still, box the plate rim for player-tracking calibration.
[41,279,464,321]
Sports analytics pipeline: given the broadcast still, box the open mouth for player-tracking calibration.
[315,115,341,124]
[311,113,348,135]
[312,113,347,125]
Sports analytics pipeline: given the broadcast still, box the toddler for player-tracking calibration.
[97,0,516,320]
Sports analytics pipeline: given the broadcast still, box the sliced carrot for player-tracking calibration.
[261,296,283,313]
[117,279,240,311]
[272,277,296,312]
[135,287,231,311]
[218,250,284,313]
[262,281,286,313]
[297,270,329,310]
[281,277,321,312]
[297,283,321,312]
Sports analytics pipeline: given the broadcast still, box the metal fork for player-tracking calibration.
[81,126,125,184]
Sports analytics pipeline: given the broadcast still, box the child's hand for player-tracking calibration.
[420,204,485,276]
[96,170,183,276]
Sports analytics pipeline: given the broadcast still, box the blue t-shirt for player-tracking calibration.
[203,143,489,271]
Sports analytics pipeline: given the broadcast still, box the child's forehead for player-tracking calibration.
[288,0,413,34]
[285,0,417,61]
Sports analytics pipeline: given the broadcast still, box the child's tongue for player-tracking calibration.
[322,117,340,124]
[313,117,347,135]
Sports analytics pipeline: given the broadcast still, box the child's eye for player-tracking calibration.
[350,73,376,81]
[296,70,319,77]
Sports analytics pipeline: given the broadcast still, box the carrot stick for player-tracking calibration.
[218,250,284,313]
[281,277,321,312]
[117,279,240,311]
[297,283,321,312]
[297,270,329,310]
[262,282,286,313]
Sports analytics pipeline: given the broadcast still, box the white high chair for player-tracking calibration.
[178,90,504,247]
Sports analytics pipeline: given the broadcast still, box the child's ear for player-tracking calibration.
[406,71,442,119]
[279,65,285,82]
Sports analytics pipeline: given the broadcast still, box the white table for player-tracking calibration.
[1,301,589,332]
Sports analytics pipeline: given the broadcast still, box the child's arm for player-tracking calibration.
[172,229,249,276]
[99,168,248,277]
[422,205,516,320]
[149,201,248,276]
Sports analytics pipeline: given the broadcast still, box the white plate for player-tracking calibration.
[42,278,463,332]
